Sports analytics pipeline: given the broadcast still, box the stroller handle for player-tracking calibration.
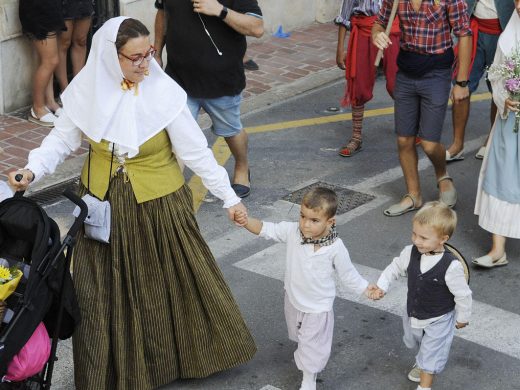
[63,189,88,237]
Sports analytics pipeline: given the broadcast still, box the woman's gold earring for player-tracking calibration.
[144,69,150,76]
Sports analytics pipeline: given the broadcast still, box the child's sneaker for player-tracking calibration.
[408,364,421,382]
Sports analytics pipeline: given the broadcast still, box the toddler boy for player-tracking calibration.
[371,202,472,390]
[236,187,378,390]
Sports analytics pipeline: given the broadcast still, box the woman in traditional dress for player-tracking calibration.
[473,2,520,268]
[9,17,256,389]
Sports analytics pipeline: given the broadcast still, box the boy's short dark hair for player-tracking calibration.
[301,187,338,218]
[413,201,457,238]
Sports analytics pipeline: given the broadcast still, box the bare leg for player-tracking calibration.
[486,234,506,260]
[420,139,455,194]
[396,136,422,208]
[448,97,470,156]
[419,371,434,388]
[55,20,73,91]
[70,17,91,76]
[32,36,60,118]
[224,130,249,185]
[45,75,60,112]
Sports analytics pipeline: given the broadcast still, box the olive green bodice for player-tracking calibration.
[81,130,185,203]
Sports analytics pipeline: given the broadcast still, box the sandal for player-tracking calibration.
[339,139,362,157]
[28,108,57,128]
[383,194,422,217]
[472,253,508,268]
[437,175,457,208]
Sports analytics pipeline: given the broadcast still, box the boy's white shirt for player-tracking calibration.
[260,221,369,313]
[377,245,472,328]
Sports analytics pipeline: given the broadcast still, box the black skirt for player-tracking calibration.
[62,0,94,20]
[19,0,66,40]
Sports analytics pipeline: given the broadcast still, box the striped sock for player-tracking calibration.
[351,104,364,142]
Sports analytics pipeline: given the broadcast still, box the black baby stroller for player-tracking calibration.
[0,186,87,389]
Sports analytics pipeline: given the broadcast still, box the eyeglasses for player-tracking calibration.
[118,46,157,66]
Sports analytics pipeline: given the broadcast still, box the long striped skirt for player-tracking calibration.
[72,175,256,389]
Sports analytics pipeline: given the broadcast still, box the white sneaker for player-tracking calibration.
[28,108,57,127]
[408,364,421,382]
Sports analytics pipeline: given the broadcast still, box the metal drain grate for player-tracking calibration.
[27,177,80,205]
[283,181,376,215]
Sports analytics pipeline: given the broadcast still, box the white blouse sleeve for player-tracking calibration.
[489,47,510,119]
[25,111,83,182]
[166,105,241,208]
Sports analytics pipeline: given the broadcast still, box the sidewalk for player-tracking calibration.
[0,21,340,187]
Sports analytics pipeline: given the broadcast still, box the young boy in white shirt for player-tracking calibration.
[236,187,378,390]
[370,201,472,390]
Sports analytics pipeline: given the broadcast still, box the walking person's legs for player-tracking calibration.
[30,35,60,126]
[55,19,73,92]
[384,71,423,216]
[70,17,91,76]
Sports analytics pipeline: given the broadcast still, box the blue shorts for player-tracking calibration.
[394,68,452,143]
[402,310,456,375]
[187,94,243,137]
[459,31,499,94]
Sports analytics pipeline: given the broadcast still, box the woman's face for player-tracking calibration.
[118,35,152,83]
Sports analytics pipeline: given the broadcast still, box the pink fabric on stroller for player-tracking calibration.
[4,322,50,382]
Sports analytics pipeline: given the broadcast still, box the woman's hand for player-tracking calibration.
[505,97,520,113]
[227,202,248,227]
[7,169,34,192]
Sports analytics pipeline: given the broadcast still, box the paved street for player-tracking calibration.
[42,77,520,389]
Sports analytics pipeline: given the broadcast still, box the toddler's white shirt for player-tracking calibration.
[260,221,368,313]
[377,245,472,328]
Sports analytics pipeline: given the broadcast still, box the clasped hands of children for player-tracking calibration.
[233,209,469,329]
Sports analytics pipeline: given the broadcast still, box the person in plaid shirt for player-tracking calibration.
[372,0,472,220]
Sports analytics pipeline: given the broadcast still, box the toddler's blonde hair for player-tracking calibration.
[413,201,457,238]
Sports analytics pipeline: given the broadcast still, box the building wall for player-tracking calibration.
[0,0,341,114]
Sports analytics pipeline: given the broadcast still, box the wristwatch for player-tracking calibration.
[455,80,470,87]
[219,6,228,20]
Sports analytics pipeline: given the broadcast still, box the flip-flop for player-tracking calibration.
[472,253,508,268]
[383,194,421,217]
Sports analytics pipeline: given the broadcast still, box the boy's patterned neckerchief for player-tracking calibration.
[300,224,338,247]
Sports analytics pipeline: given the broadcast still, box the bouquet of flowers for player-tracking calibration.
[0,265,23,323]
[488,47,520,133]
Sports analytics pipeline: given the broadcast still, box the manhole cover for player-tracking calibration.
[27,177,80,205]
[283,182,375,215]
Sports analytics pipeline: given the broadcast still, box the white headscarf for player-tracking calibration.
[60,16,186,157]
[499,9,520,55]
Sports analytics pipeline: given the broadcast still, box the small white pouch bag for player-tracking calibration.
[72,144,114,244]
[73,194,111,243]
